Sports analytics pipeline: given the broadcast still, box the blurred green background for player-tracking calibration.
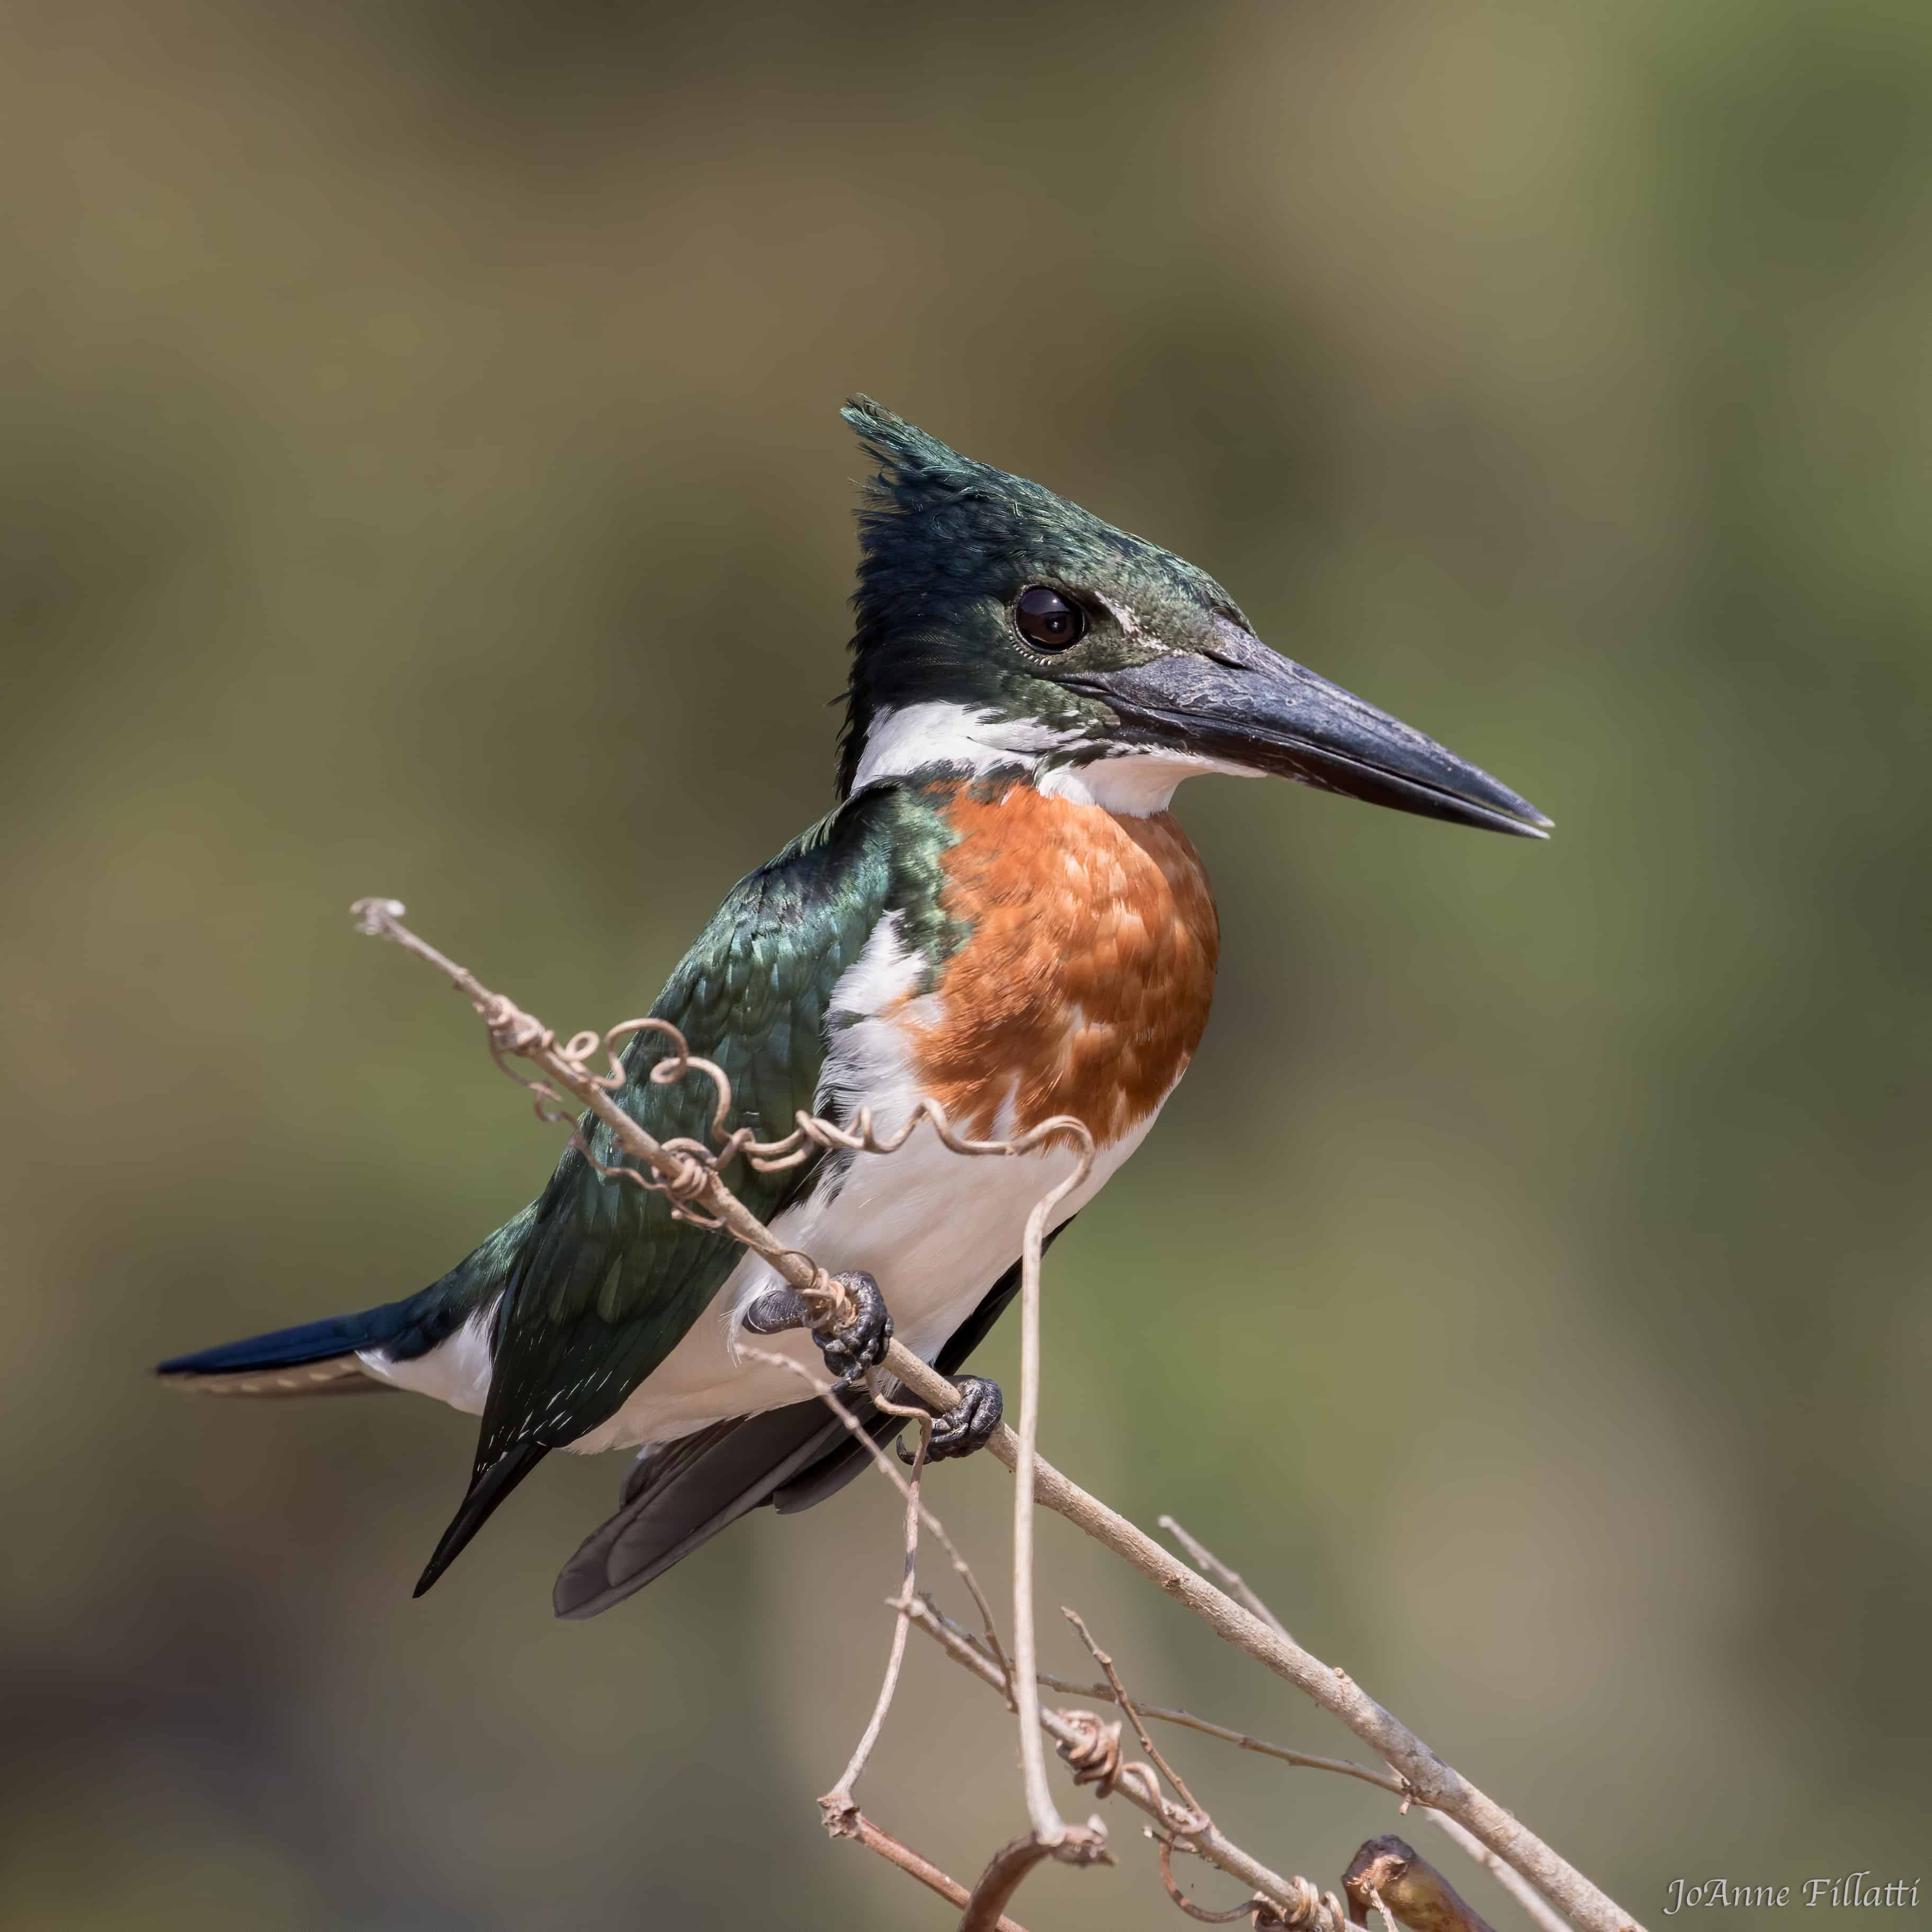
[3,2,1928,1926]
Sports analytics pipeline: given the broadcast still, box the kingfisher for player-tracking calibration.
[159,399,1550,1618]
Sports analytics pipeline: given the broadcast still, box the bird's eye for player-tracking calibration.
[1012,585,1086,652]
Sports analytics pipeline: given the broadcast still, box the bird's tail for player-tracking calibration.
[154,1302,417,1398]
[156,1205,536,1404]
[412,1441,550,1598]
[551,1401,873,1618]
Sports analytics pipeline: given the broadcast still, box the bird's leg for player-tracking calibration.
[924,1374,1003,1461]
[742,1270,892,1385]
[741,1273,999,1456]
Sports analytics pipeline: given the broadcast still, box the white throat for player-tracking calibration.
[851,700,1253,817]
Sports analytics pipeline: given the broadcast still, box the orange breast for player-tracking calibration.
[899,783,1220,1147]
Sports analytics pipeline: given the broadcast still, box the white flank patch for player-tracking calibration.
[815,909,925,1127]
[358,1304,497,1415]
[851,701,1078,791]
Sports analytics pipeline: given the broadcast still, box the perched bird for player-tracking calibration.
[159,400,1549,1617]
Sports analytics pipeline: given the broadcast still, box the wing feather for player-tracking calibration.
[473,791,914,1474]
[416,783,965,1593]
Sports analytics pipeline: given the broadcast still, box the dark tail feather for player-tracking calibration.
[156,1304,413,1398]
[554,1401,864,1620]
[414,1442,549,1598]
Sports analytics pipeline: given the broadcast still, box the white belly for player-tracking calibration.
[565,1110,1153,1453]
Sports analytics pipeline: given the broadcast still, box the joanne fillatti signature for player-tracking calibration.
[1665,1874,1920,1914]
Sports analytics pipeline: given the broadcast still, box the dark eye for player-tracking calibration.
[1012,585,1086,652]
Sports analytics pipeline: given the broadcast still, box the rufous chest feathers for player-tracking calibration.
[898,782,1220,1147]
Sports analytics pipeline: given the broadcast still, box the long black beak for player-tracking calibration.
[1067,625,1552,838]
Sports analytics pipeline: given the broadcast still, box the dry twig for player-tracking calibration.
[1161,1836,1263,1924]
[737,1347,997,1684]
[842,1812,1033,1932]
[904,1590,1348,1930]
[733,1345,975,1837]
[947,1394,1640,1932]
[1062,1607,1210,1829]
[822,1399,930,1818]
[1160,1515,1297,1644]
[1051,1680,1405,1799]
[350,899,1646,1932]
[914,1598,1408,1802]
[1159,1517,1586,1932]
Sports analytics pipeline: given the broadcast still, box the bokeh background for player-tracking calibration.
[4,2,1928,1926]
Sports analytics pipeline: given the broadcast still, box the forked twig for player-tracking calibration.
[737,1348,997,1674]
[917,1597,1408,1800]
[734,1347,966,1832]
[1159,1515,1295,1643]
[1062,1607,1209,1829]
[843,1811,1033,1932]
[867,1366,1016,1693]
[1052,1683,1405,1798]
[904,1592,1346,1930]
[1157,1516,1579,1930]
[918,1599,1401,1807]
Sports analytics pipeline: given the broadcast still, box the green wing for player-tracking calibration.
[472,788,921,1478]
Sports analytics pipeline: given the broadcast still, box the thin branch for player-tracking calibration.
[1052,1682,1405,1799]
[734,1346,982,1833]
[737,1346,990,1657]
[866,1371,1016,1698]
[1062,1607,1209,1828]
[950,1410,1639,1932]
[904,1591,1346,1931]
[734,1355,1061,1932]
[1009,1154,1090,1847]
[918,1599,1409,1801]
[1158,1516,1582,1932]
[1160,1837,1258,1923]
[1159,1516,1295,1643]
[864,1366,1017,1697]
[351,900,1647,1932]
[823,1409,931,1817]
[842,1811,1033,1932]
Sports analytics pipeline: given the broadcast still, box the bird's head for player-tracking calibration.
[836,397,1549,836]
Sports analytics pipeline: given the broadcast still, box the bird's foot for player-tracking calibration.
[816,1272,892,1382]
[925,1374,1003,1461]
[742,1270,892,1385]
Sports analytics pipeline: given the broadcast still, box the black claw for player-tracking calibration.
[815,1271,892,1384]
[926,1374,1002,1461]
[741,1286,812,1335]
